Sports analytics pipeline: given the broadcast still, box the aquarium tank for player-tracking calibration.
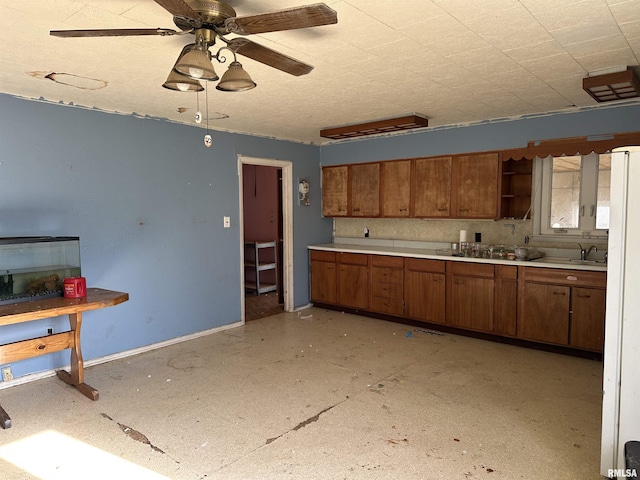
[0,237,81,305]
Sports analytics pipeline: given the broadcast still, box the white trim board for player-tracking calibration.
[237,155,294,319]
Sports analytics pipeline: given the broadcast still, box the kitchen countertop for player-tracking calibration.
[308,243,607,272]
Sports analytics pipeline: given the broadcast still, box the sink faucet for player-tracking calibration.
[578,244,597,260]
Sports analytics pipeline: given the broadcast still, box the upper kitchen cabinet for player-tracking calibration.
[350,162,380,217]
[381,160,411,217]
[412,156,452,217]
[321,165,348,217]
[321,152,501,219]
[451,153,500,219]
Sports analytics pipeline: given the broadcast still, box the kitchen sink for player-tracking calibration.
[531,257,605,266]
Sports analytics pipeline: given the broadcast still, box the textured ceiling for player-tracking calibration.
[0,0,639,144]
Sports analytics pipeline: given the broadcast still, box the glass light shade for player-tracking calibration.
[174,45,218,81]
[162,70,204,92]
[216,61,256,92]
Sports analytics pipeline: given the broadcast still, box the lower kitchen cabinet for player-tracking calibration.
[337,252,369,310]
[310,250,337,304]
[309,249,606,354]
[447,262,495,333]
[404,258,446,324]
[570,287,606,351]
[518,282,570,345]
[517,267,606,352]
[495,265,518,336]
[370,255,404,316]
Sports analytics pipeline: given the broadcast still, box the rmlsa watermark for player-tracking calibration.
[608,468,638,478]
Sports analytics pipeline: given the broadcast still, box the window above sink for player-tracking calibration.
[534,153,610,240]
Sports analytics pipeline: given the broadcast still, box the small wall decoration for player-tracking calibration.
[298,179,310,206]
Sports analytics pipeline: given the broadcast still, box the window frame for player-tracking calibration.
[533,153,609,241]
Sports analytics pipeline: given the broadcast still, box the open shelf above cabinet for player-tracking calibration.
[500,158,533,219]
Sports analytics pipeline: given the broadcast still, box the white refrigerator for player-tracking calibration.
[601,146,640,476]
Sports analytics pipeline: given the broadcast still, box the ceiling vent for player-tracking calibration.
[583,68,640,103]
[320,114,429,140]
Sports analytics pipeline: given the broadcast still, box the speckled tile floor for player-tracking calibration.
[0,308,604,479]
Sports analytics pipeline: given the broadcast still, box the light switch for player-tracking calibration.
[224,216,230,228]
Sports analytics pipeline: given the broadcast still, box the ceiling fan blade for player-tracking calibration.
[225,3,337,35]
[50,28,178,38]
[228,38,313,76]
[154,0,203,27]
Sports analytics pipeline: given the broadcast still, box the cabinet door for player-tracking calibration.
[570,287,605,352]
[518,283,570,345]
[350,163,380,217]
[405,270,446,324]
[310,260,337,304]
[412,157,451,217]
[452,153,499,218]
[321,166,348,217]
[495,265,518,336]
[448,275,495,332]
[337,264,369,309]
[381,160,411,217]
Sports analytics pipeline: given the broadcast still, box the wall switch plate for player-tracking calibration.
[223,216,230,228]
[2,366,13,382]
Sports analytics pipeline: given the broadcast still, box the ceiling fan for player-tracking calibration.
[50,0,338,92]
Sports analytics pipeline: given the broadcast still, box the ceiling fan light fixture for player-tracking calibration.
[216,61,256,92]
[174,44,218,81]
[162,69,204,92]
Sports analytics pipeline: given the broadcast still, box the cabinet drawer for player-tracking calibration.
[337,252,369,266]
[371,255,404,268]
[310,250,336,262]
[372,281,403,298]
[405,258,446,273]
[371,296,404,316]
[497,264,518,279]
[371,267,403,284]
[521,267,606,288]
[448,262,495,278]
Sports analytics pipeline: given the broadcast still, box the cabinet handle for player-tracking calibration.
[353,208,361,212]
[459,208,469,212]
[553,290,566,295]
[433,278,443,282]
[577,293,592,298]
[438,208,447,212]
[399,208,407,212]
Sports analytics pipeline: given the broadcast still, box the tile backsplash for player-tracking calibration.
[333,217,608,254]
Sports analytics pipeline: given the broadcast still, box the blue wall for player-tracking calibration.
[0,94,330,378]
[319,103,640,164]
[1,93,639,380]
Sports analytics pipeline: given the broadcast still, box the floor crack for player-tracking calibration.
[101,413,166,454]
[265,403,338,445]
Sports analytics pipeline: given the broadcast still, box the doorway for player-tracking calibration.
[238,156,293,322]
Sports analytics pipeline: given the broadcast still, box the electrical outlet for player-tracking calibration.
[47,325,54,335]
[2,366,13,382]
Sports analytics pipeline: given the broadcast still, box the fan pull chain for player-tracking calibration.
[195,90,202,124]
[203,82,212,148]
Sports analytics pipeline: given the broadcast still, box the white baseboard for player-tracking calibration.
[0,320,243,390]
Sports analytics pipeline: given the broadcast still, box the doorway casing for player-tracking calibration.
[238,155,293,321]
